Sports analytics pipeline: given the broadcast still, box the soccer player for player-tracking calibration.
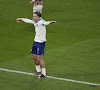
[30,0,43,13]
[16,11,56,78]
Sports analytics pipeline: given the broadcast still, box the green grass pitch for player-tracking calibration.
[0,0,100,90]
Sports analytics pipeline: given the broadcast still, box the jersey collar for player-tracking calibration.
[37,19,42,24]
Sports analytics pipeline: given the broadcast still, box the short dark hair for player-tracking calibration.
[33,11,41,17]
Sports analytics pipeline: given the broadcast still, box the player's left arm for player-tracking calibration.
[41,21,56,25]
[50,21,56,24]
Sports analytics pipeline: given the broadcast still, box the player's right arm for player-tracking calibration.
[16,18,34,24]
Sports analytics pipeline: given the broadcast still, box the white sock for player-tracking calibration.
[41,68,46,76]
[36,65,41,72]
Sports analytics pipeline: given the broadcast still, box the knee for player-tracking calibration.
[32,55,37,61]
[37,56,42,62]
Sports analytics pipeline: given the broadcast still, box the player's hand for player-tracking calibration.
[30,1,34,5]
[16,18,22,23]
[50,21,56,24]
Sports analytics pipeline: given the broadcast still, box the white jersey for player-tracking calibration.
[22,18,50,43]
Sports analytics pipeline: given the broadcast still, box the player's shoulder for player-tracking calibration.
[40,19,46,22]
[38,19,46,24]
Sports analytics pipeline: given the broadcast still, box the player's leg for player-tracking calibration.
[31,42,41,75]
[37,55,45,68]
[32,54,41,75]
[32,54,39,65]
[37,55,46,78]
[36,42,46,78]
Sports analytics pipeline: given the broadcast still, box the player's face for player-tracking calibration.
[33,14,40,23]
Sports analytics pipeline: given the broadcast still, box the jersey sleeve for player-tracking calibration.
[40,20,51,25]
[22,18,34,24]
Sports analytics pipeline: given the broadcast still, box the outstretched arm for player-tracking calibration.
[42,21,56,25]
[30,0,35,5]
[50,21,56,24]
[16,18,34,24]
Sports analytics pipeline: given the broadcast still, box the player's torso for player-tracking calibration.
[35,20,46,34]
[34,22,46,42]
[35,0,43,5]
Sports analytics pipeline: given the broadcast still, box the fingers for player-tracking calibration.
[16,18,21,21]
[52,21,56,23]
[16,18,21,23]
[50,21,56,24]
[17,20,20,23]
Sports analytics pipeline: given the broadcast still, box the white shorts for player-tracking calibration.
[33,5,43,13]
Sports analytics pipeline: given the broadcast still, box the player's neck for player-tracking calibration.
[35,18,40,23]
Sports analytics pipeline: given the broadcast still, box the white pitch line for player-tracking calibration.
[0,68,100,86]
